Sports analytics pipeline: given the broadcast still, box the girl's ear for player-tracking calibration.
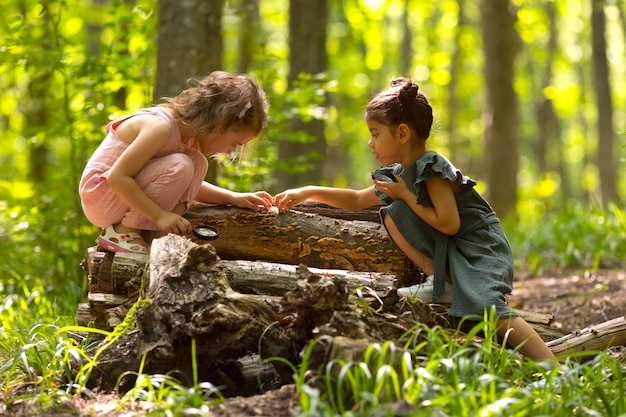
[397,123,410,143]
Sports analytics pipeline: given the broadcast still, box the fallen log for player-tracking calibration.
[79,245,561,341]
[286,201,382,223]
[183,203,417,284]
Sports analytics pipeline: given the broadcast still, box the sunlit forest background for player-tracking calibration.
[1,0,625,312]
[1,1,626,414]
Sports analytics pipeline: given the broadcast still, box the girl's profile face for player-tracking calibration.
[366,119,403,166]
[199,129,256,156]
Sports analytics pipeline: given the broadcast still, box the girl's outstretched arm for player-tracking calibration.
[274,185,380,211]
[195,181,273,211]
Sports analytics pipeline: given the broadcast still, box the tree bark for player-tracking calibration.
[277,0,328,190]
[591,0,622,206]
[183,203,415,281]
[155,0,225,183]
[155,0,224,100]
[480,0,521,218]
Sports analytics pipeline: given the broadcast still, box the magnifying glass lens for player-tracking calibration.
[193,225,218,240]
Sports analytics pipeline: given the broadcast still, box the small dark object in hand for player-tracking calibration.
[371,167,398,183]
[193,225,219,240]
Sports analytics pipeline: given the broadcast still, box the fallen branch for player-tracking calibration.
[546,315,626,357]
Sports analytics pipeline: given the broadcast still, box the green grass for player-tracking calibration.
[287,312,625,416]
[503,203,626,274]
[1,202,625,415]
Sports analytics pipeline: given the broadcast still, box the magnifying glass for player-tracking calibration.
[192,225,219,240]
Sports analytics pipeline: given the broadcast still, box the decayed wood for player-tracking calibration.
[546,315,626,357]
[80,245,560,340]
[76,235,626,396]
[221,260,396,296]
[288,201,383,223]
[84,246,148,296]
[80,234,294,391]
[183,203,415,283]
[79,234,439,393]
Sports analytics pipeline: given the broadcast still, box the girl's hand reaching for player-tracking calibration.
[274,187,311,212]
[230,191,274,211]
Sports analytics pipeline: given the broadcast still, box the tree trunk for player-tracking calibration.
[235,0,261,74]
[591,0,622,206]
[155,0,224,100]
[155,0,225,184]
[277,0,328,189]
[480,0,521,218]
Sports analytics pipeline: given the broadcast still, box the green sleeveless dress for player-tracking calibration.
[378,151,517,319]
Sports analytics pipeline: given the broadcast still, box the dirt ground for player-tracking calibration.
[508,268,626,331]
[2,269,625,417]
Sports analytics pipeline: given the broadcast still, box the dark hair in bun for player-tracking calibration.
[366,77,433,139]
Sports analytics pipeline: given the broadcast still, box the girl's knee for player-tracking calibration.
[164,154,195,184]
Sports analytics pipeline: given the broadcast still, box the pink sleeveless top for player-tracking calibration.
[78,107,208,229]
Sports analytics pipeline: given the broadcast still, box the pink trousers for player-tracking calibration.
[80,151,207,230]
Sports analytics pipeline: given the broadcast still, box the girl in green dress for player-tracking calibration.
[274,77,557,364]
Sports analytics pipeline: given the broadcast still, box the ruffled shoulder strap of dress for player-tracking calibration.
[414,151,476,188]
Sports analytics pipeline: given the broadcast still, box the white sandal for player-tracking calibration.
[96,225,150,254]
[397,275,453,303]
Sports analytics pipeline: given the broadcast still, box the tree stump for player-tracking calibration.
[77,234,431,393]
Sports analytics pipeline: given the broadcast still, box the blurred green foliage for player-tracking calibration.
[0,0,624,311]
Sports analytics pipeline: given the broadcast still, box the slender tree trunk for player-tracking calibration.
[155,0,225,183]
[532,3,570,203]
[235,0,261,74]
[479,0,521,218]
[277,0,328,189]
[24,0,52,184]
[446,0,466,169]
[400,0,413,74]
[591,0,622,206]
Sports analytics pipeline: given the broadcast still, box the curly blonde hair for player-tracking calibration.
[158,71,269,141]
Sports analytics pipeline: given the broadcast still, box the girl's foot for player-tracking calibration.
[96,225,150,254]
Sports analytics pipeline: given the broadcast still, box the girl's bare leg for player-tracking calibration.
[498,317,558,364]
[383,215,435,276]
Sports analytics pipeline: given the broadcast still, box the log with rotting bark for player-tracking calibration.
[79,234,293,392]
[80,243,563,342]
[182,203,418,285]
[79,247,399,330]
[286,201,383,223]
[76,234,437,394]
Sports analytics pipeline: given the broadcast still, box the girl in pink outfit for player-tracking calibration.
[79,71,273,254]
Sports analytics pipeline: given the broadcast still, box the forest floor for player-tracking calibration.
[3,268,625,417]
